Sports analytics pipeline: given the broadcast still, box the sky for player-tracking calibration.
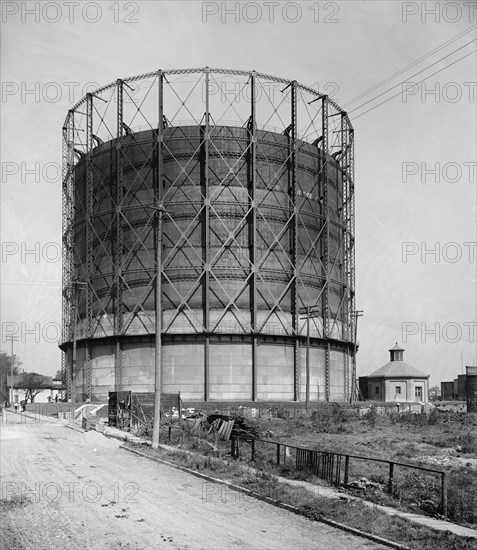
[1,0,476,388]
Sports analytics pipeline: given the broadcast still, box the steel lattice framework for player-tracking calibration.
[60,68,355,403]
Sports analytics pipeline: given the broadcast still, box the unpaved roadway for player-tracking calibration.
[0,412,387,550]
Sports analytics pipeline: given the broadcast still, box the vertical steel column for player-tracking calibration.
[114,341,121,393]
[344,350,350,401]
[156,69,164,398]
[341,113,350,401]
[322,96,330,401]
[72,298,77,403]
[62,111,75,401]
[306,306,310,408]
[61,349,68,402]
[85,342,91,402]
[65,347,72,401]
[85,93,94,401]
[349,128,356,325]
[151,70,165,450]
[290,81,299,402]
[348,127,356,399]
[204,67,211,401]
[71,282,84,404]
[61,121,68,393]
[115,80,124,392]
[248,72,257,401]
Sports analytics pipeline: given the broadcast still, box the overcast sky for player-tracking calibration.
[1,0,476,387]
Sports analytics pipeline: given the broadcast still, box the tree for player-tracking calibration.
[15,373,51,404]
[54,368,66,385]
[0,351,21,403]
[429,385,440,400]
[0,351,21,375]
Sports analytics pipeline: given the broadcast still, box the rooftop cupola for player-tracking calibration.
[389,343,405,362]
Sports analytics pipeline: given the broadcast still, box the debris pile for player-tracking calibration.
[347,477,384,491]
[165,407,196,420]
[207,414,259,440]
[416,454,477,469]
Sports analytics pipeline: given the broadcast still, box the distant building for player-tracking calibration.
[456,374,467,400]
[440,381,454,400]
[359,344,430,402]
[6,374,63,404]
[440,367,477,404]
[467,366,477,412]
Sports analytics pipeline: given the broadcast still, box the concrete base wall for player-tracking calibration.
[72,339,352,403]
[366,377,429,403]
[258,344,294,401]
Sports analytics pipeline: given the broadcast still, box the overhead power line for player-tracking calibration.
[349,38,476,115]
[344,24,476,108]
[352,48,476,120]
[1,281,61,287]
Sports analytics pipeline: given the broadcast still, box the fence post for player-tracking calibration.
[344,455,350,486]
[168,426,172,443]
[276,443,281,466]
[388,462,394,494]
[335,454,341,486]
[283,446,286,466]
[233,437,240,458]
[251,438,255,461]
[441,472,447,520]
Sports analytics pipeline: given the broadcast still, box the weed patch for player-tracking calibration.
[0,495,31,509]
[129,442,477,550]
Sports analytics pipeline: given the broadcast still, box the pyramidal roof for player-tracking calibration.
[367,343,429,379]
[367,361,429,379]
[389,343,405,352]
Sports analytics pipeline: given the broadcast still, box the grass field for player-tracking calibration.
[147,405,477,526]
[252,406,477,525]
[129,424,477,550]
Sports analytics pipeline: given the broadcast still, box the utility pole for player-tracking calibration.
[5,335,19,406]
[152,204,165,449]
[306,306,310,410]
[152,75,165,449]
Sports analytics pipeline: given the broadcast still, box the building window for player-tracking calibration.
[375,387,379,394]
[395,386,401,394]
[415,387,422,399]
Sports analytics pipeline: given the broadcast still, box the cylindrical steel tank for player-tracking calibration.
[60,68,356,403]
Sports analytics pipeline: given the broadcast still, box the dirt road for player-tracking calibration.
[0,412,387,550]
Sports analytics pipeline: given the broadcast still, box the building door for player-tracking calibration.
[415,386,422,400]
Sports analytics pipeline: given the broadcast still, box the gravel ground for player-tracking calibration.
[0,412,387,550]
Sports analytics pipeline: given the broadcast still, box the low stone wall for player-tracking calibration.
[433,402,467,413]
[355,402,435,416]
[25,401,109,419]
[181,400,468,419]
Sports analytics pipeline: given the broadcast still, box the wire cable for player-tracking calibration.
[352,48,476,120]
[344,24,476,107]
[349,38,475,115]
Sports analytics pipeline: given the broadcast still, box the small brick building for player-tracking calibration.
[359,344,430,402]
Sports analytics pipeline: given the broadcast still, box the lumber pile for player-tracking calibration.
[207,414,259,440]
[207,418,235,441]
